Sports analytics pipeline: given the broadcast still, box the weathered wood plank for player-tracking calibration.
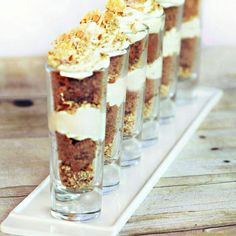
[121,182,236,235]
[0,98,47,139]
[0,56,46,99]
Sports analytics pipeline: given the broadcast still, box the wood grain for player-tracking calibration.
[0,47,236,236]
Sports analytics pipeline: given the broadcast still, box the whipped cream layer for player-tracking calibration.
[159,0,185,8]
[117,8,148,44]
[58,54,110,80]
[107,76,126,106]
[181,17,201,39]
[146,57,163,79]
[49,107,105,141]
[163,27,181,57]
[143,15,164,34]
[127,68,146,91]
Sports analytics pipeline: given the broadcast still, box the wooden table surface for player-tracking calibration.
[0,47,236,236]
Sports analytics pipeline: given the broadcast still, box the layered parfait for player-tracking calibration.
[81,9,130,191]
[106,0,149,166]
[126,0,165,141]
[179,0,201,81]
[47,23,109,220]
[159,0,184,119]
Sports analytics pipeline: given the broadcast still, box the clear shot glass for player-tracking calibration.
[141,12,165,144]
[159,0,184,121]
[177,0,201,103]
[121,25,149,167]
[46,65,108,221]
[103,47,129,193]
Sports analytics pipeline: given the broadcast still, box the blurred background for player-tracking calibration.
[0,0,236,58]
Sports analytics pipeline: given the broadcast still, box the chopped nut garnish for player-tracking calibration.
[106,0,126,13]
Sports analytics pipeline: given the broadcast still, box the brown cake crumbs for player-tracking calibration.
[105,104,119,145]
[56,133,97,189]
[183,0,200,22]
[51,71,105,111]
[60,163,94,190]
[147,33,160,64]
[144,97,154,120]
[129,39,146,70]
[164,6,179,31]
[162,56,174,86]
[179,37,198,76]
[124,113,136,136]
[125,90,139,114]
[145,79,157,103]
[109,55,125,83]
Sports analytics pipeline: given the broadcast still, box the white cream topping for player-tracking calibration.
[117,8,148,44]
[146,57,163,80]
[107,77,126,106]
[49,107,105,141]
[163,27,181,57]
[181,17,201,39]
[126,68,146,91]
[143,15,164,34]
[159,0,185,8]
[58,54,110,80]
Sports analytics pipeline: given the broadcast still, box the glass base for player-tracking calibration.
[103,161,120,194]
[160,98,176,121]
[177,74,198,104]
[141,120,159,147]
[121,137,141,167]
[51,209,101,222]
[51,186,102,222]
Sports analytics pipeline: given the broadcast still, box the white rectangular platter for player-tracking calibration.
[1,86,223,236]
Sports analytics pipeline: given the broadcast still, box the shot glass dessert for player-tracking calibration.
[81,10,130,192]
[159,0,184,120]
[46,24,109,221]
[178,0,201,102]
[106,0,149,166]
[126,0,165,143]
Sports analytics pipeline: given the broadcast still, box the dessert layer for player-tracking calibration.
[146,57,163,80]
[125,91,139,114]
[180,37,198,71]
[51,71,104,110]
[163,5,179,31]
[145,79,157,103]
[109,54,127,83]
[127,68,146,91]
[105,104,119,145]
[162,55,174,86]
[143,15,164,34]
[57,133,96,189]
[181,17,200,39]
[129,38,147,68]
[49,107,105,141]
[148,33,160,64]
[163,27,181,57]
[107,76,126,106]
[183,0,200,21]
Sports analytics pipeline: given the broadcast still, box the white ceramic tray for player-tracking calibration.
[1,86,222,236]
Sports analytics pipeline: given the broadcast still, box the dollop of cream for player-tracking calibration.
[181,17,201,39]
[49,107,106,141]
[126,67,146,91]
[107,76,127,106]
[146,57,163,79]
[163,27,181,57]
